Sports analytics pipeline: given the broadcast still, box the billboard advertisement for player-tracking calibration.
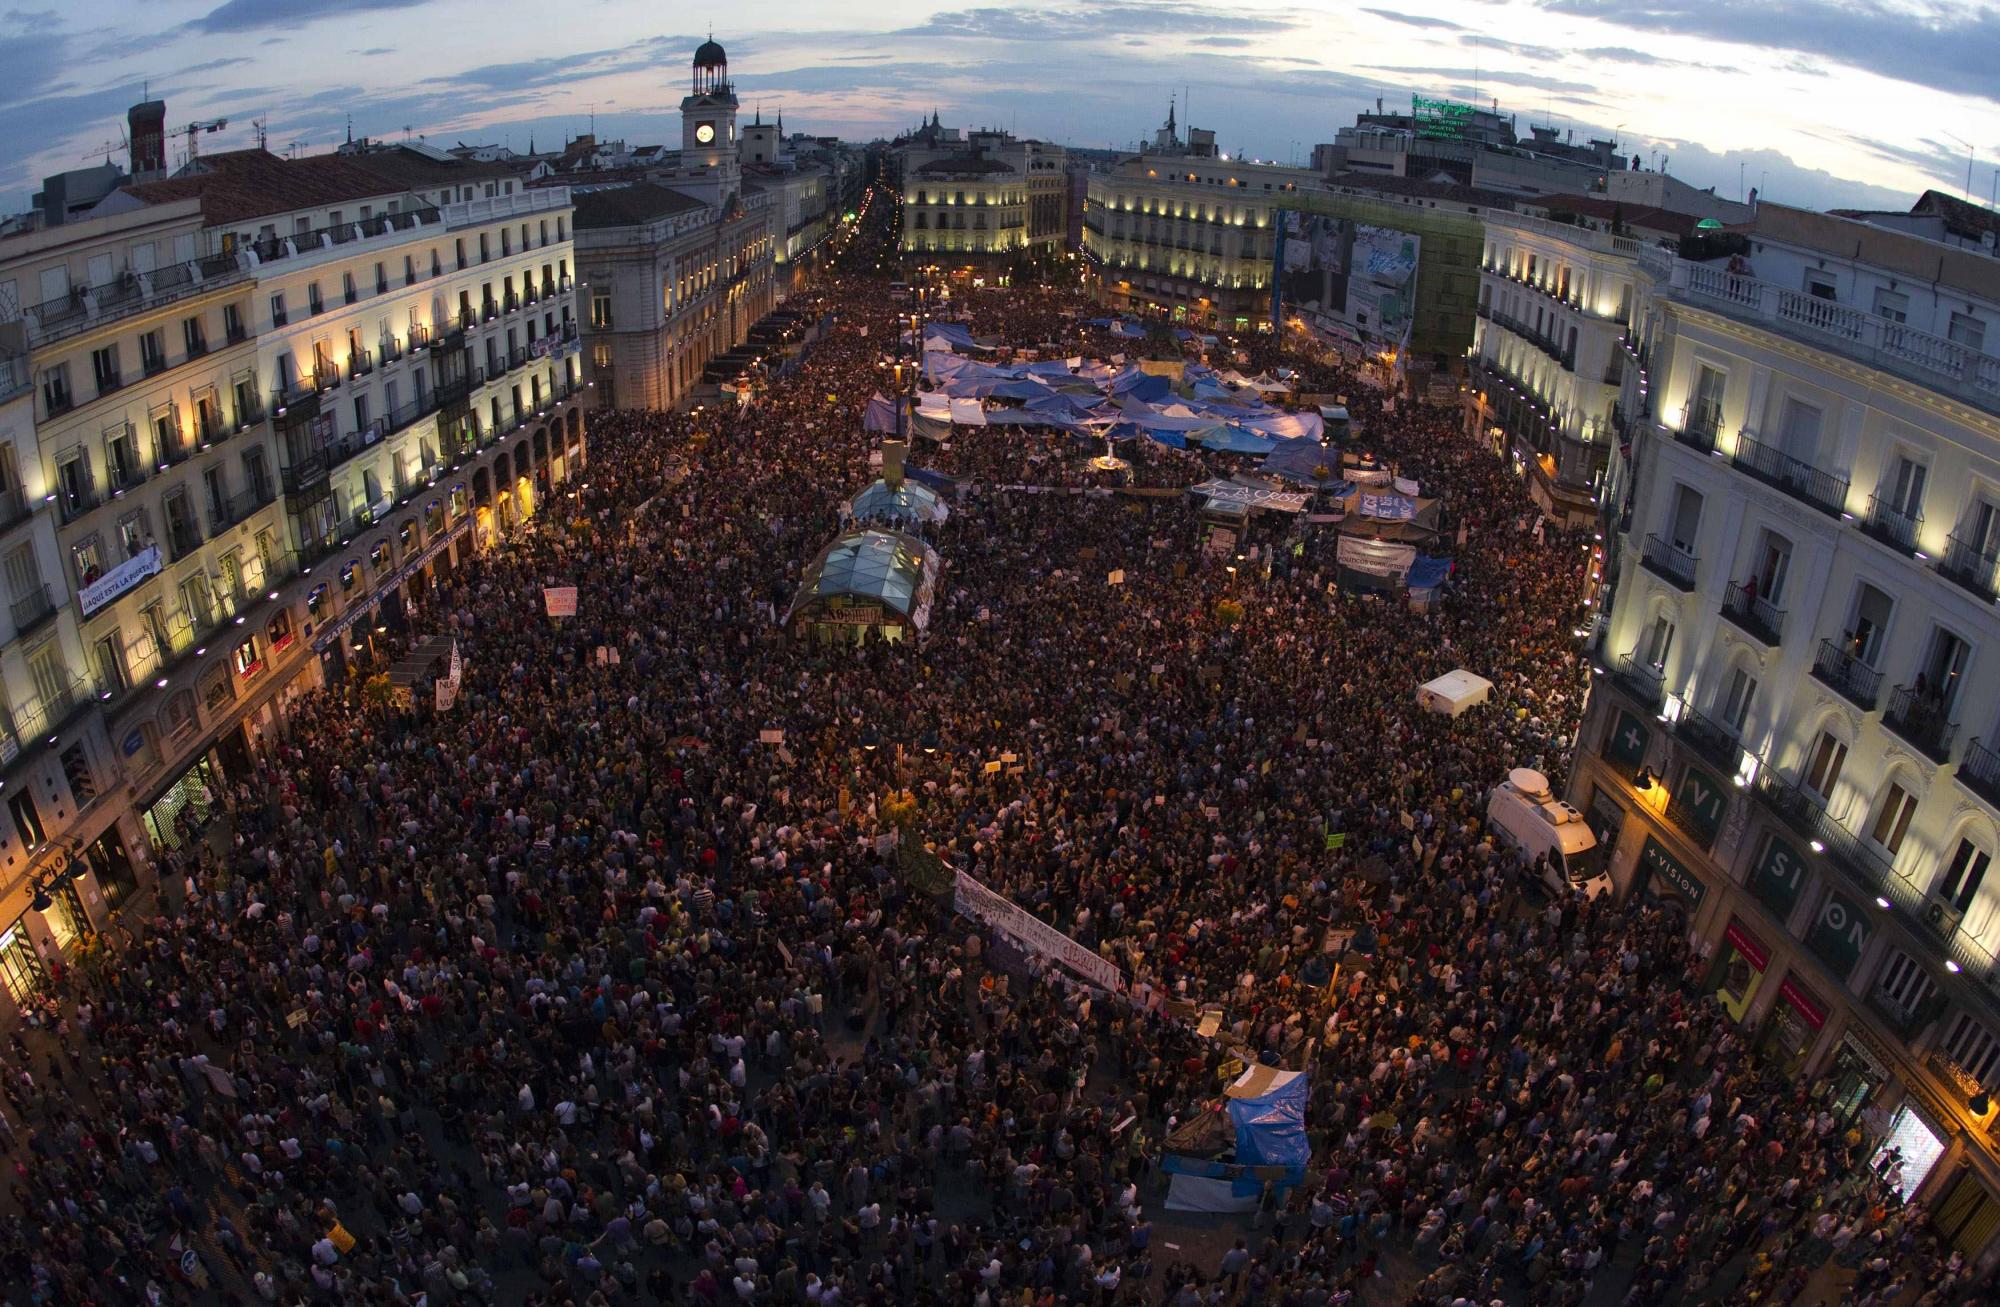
[1273,211,1420,350]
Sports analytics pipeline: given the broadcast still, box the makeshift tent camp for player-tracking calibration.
[1417,669,1493,717]
[1162,1065,1311,1213]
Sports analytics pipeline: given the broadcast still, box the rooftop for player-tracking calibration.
[116,149,403,226]
[342,145,526,190]
[1743,201,2000,305]
[1529,192,1703,240]
[572,182,709,228]
[913,154,1017,178]
[1322,170,1520,210]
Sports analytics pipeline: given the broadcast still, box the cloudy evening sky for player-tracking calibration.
[5,0,2000,213]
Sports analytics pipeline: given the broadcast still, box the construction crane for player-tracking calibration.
[178,117,227,168]
[81,131,129,163]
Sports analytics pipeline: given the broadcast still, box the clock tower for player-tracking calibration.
[681,37,740,198]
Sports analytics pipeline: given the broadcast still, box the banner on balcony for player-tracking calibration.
[79,545,162,618]
[543,586,578,618]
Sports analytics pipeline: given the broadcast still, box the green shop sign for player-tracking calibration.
[1605,708,1651,769]
[1638,836,1706,908]
[1748,832,1810,919]
[1806,890,1872,980]
[1673,763,1728,843]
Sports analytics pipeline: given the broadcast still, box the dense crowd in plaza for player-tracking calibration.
[0,199,1990,1307]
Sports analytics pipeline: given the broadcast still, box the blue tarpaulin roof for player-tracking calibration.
[1260,442,1346,488]
[1227,1070,1310,1177]
[1200,428,1278,455]
[1407,554,1454,590]
[862,392,901,434]
[923,322,978,351]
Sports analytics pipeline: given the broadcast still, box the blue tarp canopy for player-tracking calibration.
[1234,409,1325,442]
[1199,428,1277,455]
[1226,1067,1310,1179]
[1407,554,1454,590]
[1026,392,1105,418]
[923,322,978,352]
[862,392,901,434]
[985,409,1087,432]
[1260,442,1346,489]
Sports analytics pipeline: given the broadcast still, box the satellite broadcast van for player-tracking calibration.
[1486,767,1613,900]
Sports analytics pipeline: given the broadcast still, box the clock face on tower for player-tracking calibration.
[695,122,716,145]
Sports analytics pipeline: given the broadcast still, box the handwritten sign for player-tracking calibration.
[543,586,578,618]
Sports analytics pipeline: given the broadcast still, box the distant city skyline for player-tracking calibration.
[4,0,2000,213]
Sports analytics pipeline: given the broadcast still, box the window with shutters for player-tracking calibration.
[1941,1013,2000,1088]
[1938,837,1991,913]
[1873,948,1936,1025]
[1869,781,1919,857]
[1804,731,1847,800]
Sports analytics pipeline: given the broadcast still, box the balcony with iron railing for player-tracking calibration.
[1810,638,1883,711]
[1753,761,2000,1005]
[1721,580,1785,646]
[1611,650,1666,712]
[1673,703,1741,774]
[8,669,95,746]
[0,485,33,534]
[207,484,277,535]
[55,481,101,525]
[8,583,57,639]
[1960,738,2000,811]
[1673,404,1719,455]
[1883,683,1959,763]
[1641,533,1697,590]
[1940,531,2000,601]
[0,352,27,405]
[19,253,250,348]
[1862,494,1923,555]
[322,420,388,477]
[106,447,147,494]
[245,208,443,270]
[156,431,195,472]
[279,449,328,495]
[1730,434,1849,517]
[164,515,203,562]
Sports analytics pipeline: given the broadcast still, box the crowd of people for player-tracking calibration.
[0,194,1987,1307]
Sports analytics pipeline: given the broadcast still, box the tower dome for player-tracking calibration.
[692,37,730,96]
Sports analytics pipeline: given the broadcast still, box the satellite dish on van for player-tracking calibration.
[1509,767,1550,798]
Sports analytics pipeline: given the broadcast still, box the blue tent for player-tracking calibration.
[1205,428,1278,455]
[1260,442,1347,489]
[862,393,901,435]
[1227,1068,1310,1179]
[1407,554,1454,591]
[923,322,978,352]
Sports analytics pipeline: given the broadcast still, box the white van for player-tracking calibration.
[1486,767,1613,900]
